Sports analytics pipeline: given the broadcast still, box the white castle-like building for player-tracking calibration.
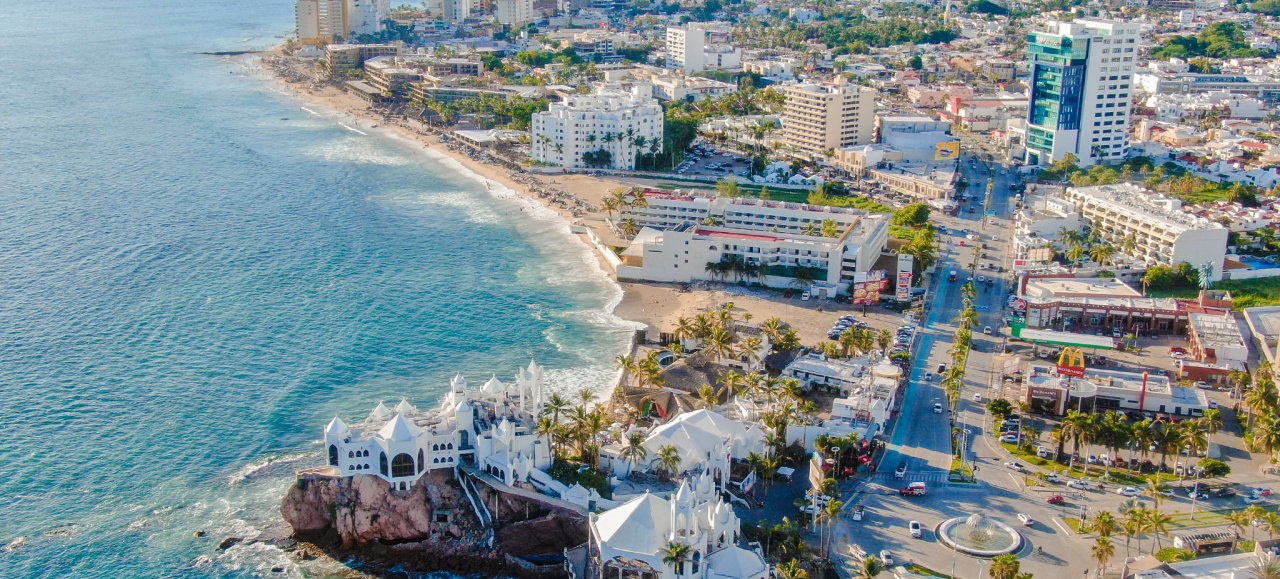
[323,361,552,491]
[586,471,768,579]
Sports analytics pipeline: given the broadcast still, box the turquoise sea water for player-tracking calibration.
[0,1,631,576]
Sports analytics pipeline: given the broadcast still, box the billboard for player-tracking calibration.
[934,141,961,161]
[852,269,887,305]
[896,271,913,301]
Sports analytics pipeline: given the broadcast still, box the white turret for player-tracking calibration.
[378,413,421,442]
[451,372,467,393]
[369,401,392,423]
[325,416,350,437]
[482,374,505,397]
[395,397,417,416]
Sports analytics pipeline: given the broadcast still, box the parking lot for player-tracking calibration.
[674,144,753,179]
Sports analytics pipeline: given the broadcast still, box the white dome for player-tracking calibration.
[377,414,421,443]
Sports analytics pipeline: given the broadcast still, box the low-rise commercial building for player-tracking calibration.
[1023,363,1208,417]
[324,44,400,74]
[1244,306,1280,365]
[1187,312,1248,364]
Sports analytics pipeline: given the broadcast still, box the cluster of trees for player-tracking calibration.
[793,16,959,50]
[414,93,548,131]
[536,389,622,481]
[1151,22,1270,60]
[813,325,893,361]
[1250,0,1280,15]
[965,0,1009,15]
[1141,261,1215,292]
[601,187,649,238]
[1053,226,1125,269]
[659,88,786,170]
[1240,365,1280,463]
[897,221,939,278]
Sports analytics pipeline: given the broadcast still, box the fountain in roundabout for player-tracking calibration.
[935,513,1024,557]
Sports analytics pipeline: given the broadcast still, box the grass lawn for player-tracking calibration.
[905,564,952,578]
[1064,517,1084,533]
[1149,277,1280,309]
[1000,443,1177,485]
[949,456,974,479]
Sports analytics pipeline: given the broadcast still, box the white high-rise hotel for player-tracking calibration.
[1024,19,1138,167]
[296,0,389,43]
[531,88,664,170]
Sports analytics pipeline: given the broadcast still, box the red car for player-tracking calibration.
[1047,495,1066,505]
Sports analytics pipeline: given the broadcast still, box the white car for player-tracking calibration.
[879,550,894,566]
[999,433,1018,443]
[933,403,944,414]
[1004,462,1024,471]
[1066,480,1096,490]
[800,291,811,301]
[1017,513,1034,526]
[973,392,983,402]
[909,520,923,538]
[1117,486,1140,497]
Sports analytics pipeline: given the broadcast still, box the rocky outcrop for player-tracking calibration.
[280,471,466,547]
[496,513,587,557]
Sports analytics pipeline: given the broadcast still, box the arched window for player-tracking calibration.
[391,453,415,478]
[417,449,425,474]
[328,445,339,466]
[447,443,453,450]
[433,444,439,451]
[348,465,353,471]
[379,452,388,476]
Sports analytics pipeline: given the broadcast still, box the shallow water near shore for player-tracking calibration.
[0,1,631,576]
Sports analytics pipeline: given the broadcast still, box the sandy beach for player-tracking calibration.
[259,51,889,344]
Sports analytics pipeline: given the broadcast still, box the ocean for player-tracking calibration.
[0,1,633,576]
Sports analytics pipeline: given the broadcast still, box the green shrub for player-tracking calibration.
[1155,547,1195,562]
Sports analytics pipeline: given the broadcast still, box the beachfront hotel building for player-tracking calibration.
[616,192,889,294]
[323,43,400,74]
[1023,18,1138,167]
[296,0,345,44]
[782,81,877,157]
[531,88,663,170]
[295,0,388,43]
[1062,183,1228,279]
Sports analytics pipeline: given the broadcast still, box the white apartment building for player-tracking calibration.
[493,0,534,26]
[345,0,390,36]
[296,0,388,41]
[620,191,878,237]
[1063,183,1229,279]
[531,88,663,170]
[1024,19,1139,167]
[617,199,889,293]
[296,0,345,43]
[442,0,471,23]
[665,23,740,73]
[782,81,877,157]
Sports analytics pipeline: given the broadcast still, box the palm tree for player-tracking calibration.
[1226,510,1251,552]
[817,498,844,556]
[601,195,621,220]
[1089,511,1120,538]
[673,316,696,346]
[876,329,892,353]
[1249,505,1268,543]
[1254,554,1280,579]
[660,541,692,575]
[1090,243,1117,266]
[544,392,569,426]
[651,444,682,481]
[719,369,745,401]
[621,432,647,475]
[1263,512,1280,541]
[989,553,1021,579]
[859,554,883,578]
[1091,536,1115,576]
[697,383,719,409]
[776,559,809,579]
[619,217,640,238]
[1067,243,1086,268]
[1146,509,1173,551]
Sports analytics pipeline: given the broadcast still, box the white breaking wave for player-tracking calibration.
[308,137,413,166]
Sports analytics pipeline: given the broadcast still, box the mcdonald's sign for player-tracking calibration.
[1056,347,1087,378]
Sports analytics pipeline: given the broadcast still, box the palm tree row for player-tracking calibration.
[943,282,978,412]
[615,350,668,390]
[1242,364,1280,462]
[1048,408,1224,478]
[813,326,880,360]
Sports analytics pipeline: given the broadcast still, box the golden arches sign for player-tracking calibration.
[1056,347,1087,378]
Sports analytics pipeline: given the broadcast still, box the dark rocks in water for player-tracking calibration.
[271,566,284,573]
[216,537,242,551]
[193,531,206,538]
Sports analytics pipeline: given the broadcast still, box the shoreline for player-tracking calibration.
[250,49,879,360]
